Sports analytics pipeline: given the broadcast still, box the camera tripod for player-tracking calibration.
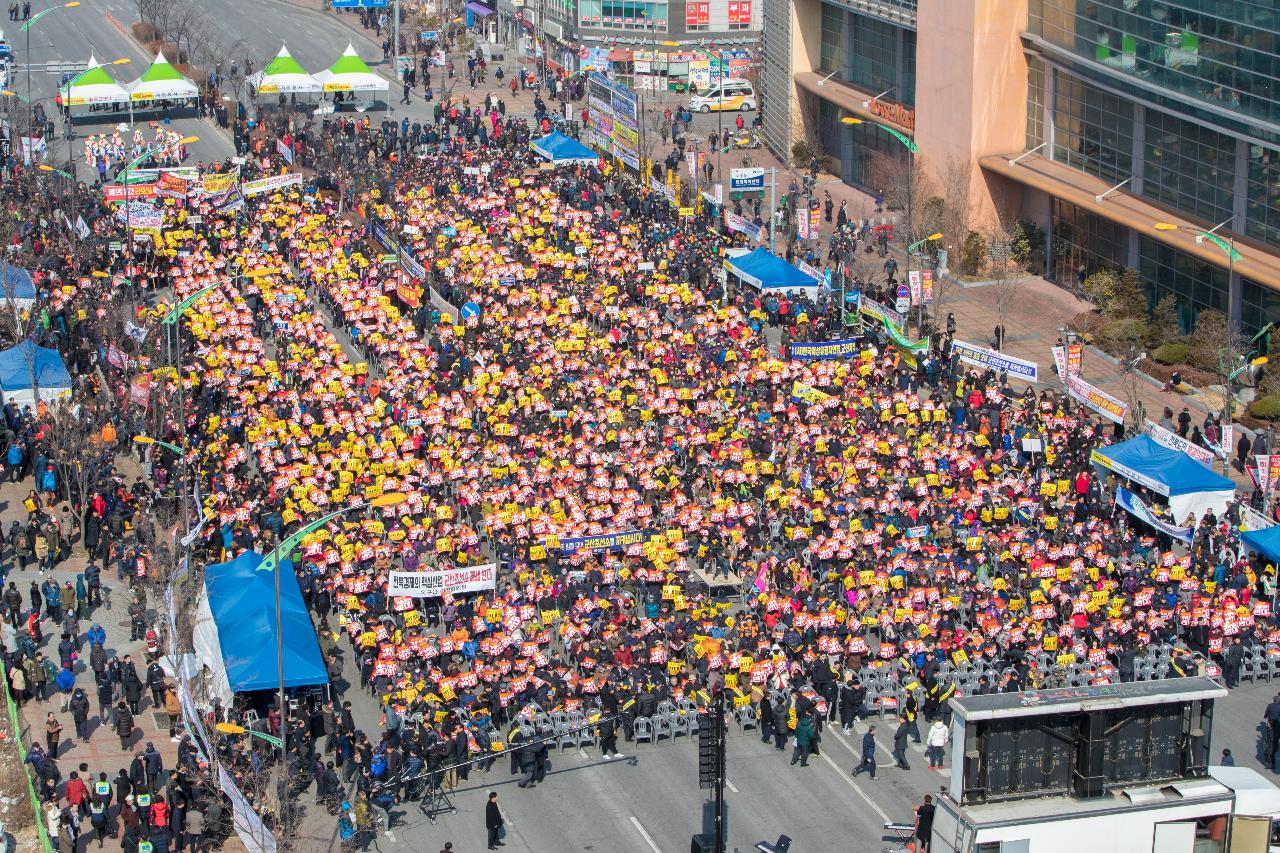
[417,774,457,825]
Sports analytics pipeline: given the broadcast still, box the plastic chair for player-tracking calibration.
[652,715,674,742]
[670,712,690,739]
[633,717,653,744]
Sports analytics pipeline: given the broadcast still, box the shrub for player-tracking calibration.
[1250,396,1280,421]
[131,22,157,42]
[1009,219,1044,266]
[1100,318,1147,352]
[1152,342,1190,365]
[1082,267,1146,320]
[957,231,988,277]
[1188,308,1227,372]
[1146,293,1183,348]
[792,139,821,164]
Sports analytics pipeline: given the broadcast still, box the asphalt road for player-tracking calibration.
[13,0,234,172]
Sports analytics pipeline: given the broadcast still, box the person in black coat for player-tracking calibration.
[485,791,504,849]
[758,696,775,744]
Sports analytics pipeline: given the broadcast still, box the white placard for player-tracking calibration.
[388,563,497,598]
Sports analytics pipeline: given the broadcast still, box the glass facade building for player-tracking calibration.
[1024,0,1280,332]
[1029,0,1279,127]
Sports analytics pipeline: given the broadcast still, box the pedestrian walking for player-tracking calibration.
[893,714,911,770]
[926,719,948,769]
[851,725,876,779]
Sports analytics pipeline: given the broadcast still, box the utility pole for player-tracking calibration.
[393,0,401,99]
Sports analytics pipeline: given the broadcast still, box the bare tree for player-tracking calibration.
[984,226,1029,347]
[42,386,115,550]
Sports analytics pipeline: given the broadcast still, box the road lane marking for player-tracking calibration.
[630,815,662,853]
[819,752,890,822]
[726,778,740,793]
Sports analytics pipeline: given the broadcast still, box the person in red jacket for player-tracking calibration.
[64,771,89,819]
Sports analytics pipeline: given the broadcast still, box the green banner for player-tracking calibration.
[881,316,928,353]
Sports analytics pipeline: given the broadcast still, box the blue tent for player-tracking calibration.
[0,341,73,404]
[1241,526,1280,563]
[199,550,328,695]
[1091,434,1236,521]
[0,264,36,304]
[530,130,598,164]
[725,247,820,294]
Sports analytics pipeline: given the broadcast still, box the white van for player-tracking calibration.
[689,79,757,112]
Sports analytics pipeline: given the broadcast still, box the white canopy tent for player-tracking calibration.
[128,51,199,103]
[58,55,130,106]
[313,44,389,93]
[249,45,321,95]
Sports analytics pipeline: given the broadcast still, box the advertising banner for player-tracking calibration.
[724,211,760,240]
[387,564,498,598]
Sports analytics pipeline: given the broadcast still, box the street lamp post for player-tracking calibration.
[1154,220,1246,474]
[20,1,79,164]
[257,491,407,817]
[906,232,942,332]
[842,115,919,329]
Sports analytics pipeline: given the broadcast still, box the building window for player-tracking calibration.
[1241,277,1280,337]
[1142,108,1235,228]
[1028,0,1280,126]
[1051,69,1133,183]
[1027,55,1045,151]
[1050,198,1128,289]
[1138,235,1229,329]
[820,4,844,74]
[847,12,906,104]
[1247,143,1280,251]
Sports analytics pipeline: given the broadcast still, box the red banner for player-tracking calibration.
[396,282,423,309]
[104,183,157,202]
[728,0,751,23]
[686,1,708,25]
[156,171,190,199]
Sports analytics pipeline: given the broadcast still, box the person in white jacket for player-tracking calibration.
[926,720,949,769]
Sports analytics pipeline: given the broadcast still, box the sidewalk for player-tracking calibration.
[1,471,249,853]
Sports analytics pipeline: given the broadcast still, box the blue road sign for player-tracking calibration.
[461,301,481,320]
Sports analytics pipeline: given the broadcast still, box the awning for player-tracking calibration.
[607,48,633,62]
[466,2,495,16]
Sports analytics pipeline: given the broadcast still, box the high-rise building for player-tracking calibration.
[762,0,1280,333]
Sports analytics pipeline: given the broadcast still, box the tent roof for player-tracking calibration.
[68,56,118,88]
[251,45,321,94]
[530,130,597,163]
[314,44,388,92]
[138,51,185,82]
[59,55,131,104]
[0,341,72,392]
[129,52,198,100]
[1092,434,1235,497]
[0,263,35,299]
[203,550,328,693]
[725,247,819,291]
[330,43,373,76]
[263,45,309,77]
[1242,526,1280,563]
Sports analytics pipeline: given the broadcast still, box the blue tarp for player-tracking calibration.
[530,130,598,164]
[1090,434,1235,497]
[1241,526,1280,563]
[203,550,328,694]
[725,247,819,292]
[0,341,72,392]
[0,264,36,301]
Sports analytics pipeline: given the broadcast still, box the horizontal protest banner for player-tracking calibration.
[789,338,860,360]
[242,173,304,197]
[951,339,1039,382]
[558,529,651,554]
[1067,375,1128,424]
[790,381,831,404]
[1144,419,1214,467]
[387,563,496,598]
[1115,487,1192,543]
